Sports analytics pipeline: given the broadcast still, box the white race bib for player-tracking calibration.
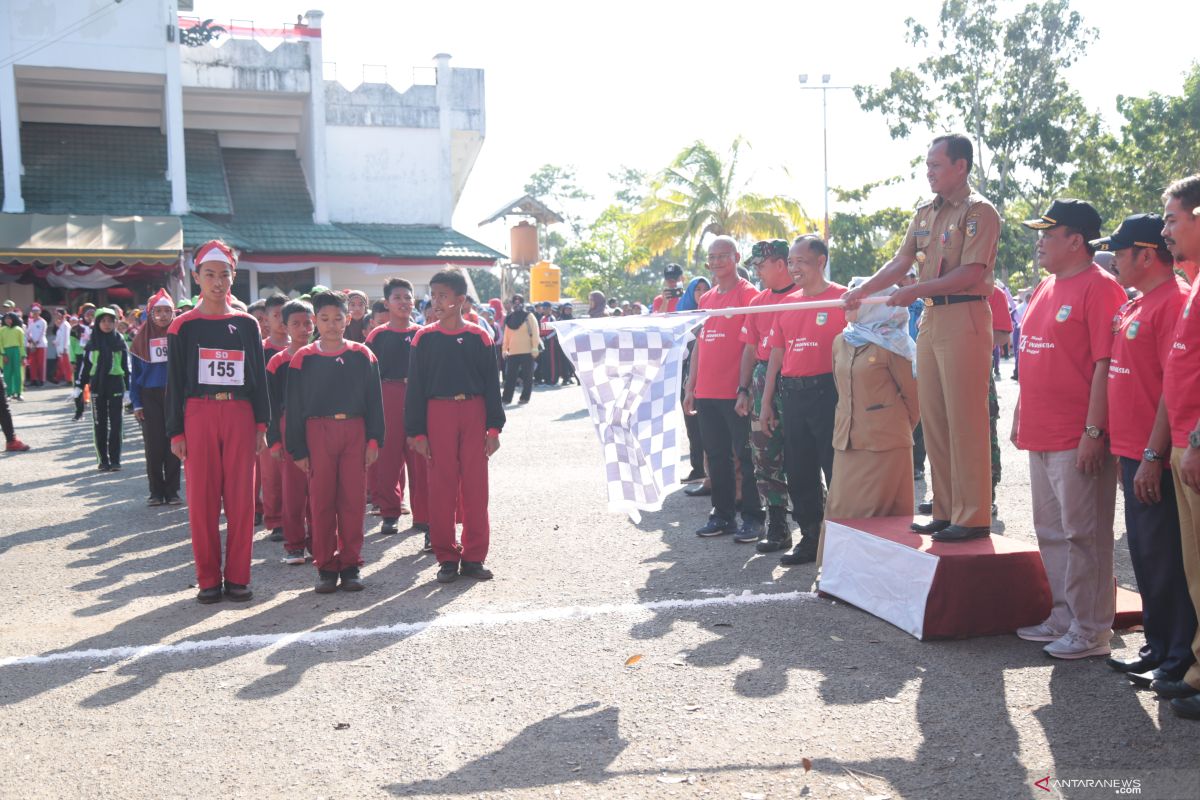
[149,337,168,364]
[198,348,245,386]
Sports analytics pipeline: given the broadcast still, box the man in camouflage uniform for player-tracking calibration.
[735,240,798,551]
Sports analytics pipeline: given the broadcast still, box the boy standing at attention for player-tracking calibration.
[258,293,290,541]
[167,240,270,604]
[406,270,505,584]
[267,299,315,564]
[287,291,385,593]
[366,278,427,536]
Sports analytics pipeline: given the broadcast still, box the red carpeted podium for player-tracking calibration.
[820,517,1053,640]
[821,517,1144,640]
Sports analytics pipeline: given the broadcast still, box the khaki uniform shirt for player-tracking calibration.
[897,184,1001,297]
[830,336,920,452]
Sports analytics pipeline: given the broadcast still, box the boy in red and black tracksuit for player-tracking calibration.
[266,299,315,565]
[167,240,270,604]
[287,291,385,593]
[366,277,427,536]
[406,269,505,583]
[258,293,290,542]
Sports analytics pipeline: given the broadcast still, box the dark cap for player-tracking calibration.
[1022,199,1103,240]
[1090,213,1166,252]
[664,262,684,279]
[744,239,790,268]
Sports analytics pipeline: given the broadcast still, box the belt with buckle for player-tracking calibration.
[779,373,834,391]
[208,392,236,401]
[316,413,360,420]
[924,294,985,307]
[383,378,407,384]
[432,394,477,402]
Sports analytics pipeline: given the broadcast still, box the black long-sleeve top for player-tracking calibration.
[365,323,420,380]
[265,348,295,448]
[75,331,130,393]
[405,322,505,438]
[165,310,270,442]
[263,337,287,365]
[285,340,385,460]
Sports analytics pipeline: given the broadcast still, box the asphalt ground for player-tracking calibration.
[1,356,1197,800]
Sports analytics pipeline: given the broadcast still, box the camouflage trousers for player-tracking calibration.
[989,374,1001,501]
[750,362,789,508]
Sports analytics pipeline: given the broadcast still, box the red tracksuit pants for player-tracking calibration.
[279,415,312,553]
[372,380,429,523]
[427,397,490,563]
[184,398,257,588]
[258,443,283,529]
[307,416,367,573]
[27,347,45,383]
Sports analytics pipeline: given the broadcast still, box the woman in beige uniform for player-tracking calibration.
[825,282,920,520]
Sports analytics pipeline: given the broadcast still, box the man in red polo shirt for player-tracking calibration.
[1011,199,1127,660]
[683,236,764,540]
[1158,173,1200,718]
[735,240,798,552]
[761,235,846,565]
[1097,213,1196,691]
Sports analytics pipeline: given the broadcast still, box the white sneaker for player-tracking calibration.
[1016,622,1065,642]
[1044,631,1111,660]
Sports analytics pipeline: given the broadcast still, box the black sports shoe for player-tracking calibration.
[422,532,434,553]
[460,561,493,581]
[696,515,735,537]
[413,521,430,533]
[165,494,183,505]
[147,495,166,507]
[196,586,222,604]
[380,517,399,535]
[222,581,253,601]
[109,463,121,471]
[315,570,339,594]
[97,463,111,471]
[436,561,459,583]
[268,527,284,542]
[339,567,364,592]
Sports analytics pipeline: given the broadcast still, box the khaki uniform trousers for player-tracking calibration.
[1170,448,1200,690]
[917,299,992,527]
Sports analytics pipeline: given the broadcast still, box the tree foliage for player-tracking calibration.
[523,164,593,239]
[635,138,814,268]
[560,205,656,302]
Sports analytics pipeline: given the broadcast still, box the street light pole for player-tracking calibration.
[798,74,854,249]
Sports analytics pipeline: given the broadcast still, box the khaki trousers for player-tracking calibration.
[918,300,992,527]
[1169,448,1200,690]
[1030,449,1117,640]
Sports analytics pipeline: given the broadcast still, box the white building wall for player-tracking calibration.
[4,0,169,75]
[324,126,444,225]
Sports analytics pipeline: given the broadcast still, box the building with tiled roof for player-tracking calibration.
[0,3,502,308]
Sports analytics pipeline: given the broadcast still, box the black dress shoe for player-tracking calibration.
[460,561,494,580]
[1171,694,1200,719]
[223,581,253,601]
[1106,655,1159,674]
[196,586,222,604]
[916,502,933,515]
[1151,678,1200,699]
[932,525,991,542]
[1128,668,1173,689]
[339,568,364,592]
[684,483,712,498]
[911,518,951,534]
[684,469,706,483]
[436,561,459,583]
[380,517,399,535]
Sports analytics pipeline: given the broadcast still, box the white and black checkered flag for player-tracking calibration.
[551,313,705,521]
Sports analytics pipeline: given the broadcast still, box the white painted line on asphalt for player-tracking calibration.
[0,590,818,668]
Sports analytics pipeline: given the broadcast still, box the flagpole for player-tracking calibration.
[654,295,891,319]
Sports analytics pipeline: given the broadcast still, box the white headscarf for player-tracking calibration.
[841,277,917,367]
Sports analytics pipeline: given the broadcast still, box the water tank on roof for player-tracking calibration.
[529,261,561,304]
[510,220,539,265]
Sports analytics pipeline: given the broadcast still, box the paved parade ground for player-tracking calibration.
[1,366,1198,799]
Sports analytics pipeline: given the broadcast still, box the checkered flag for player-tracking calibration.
[551,313,705,521]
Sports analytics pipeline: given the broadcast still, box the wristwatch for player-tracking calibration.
[1143,448,1162,463]
[736,386,750,396]
[1084,425,1104,440]
[1190,430,1200,449]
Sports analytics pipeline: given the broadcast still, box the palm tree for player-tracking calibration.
[636,138,815,267]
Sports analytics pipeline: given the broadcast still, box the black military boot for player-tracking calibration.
[756,506,792,553]
[780,524,820,566]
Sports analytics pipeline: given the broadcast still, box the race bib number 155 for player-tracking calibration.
[198,348,245,386]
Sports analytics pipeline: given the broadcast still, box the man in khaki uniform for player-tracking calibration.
[842,133,1001,541]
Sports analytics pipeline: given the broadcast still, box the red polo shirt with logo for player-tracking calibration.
[1016,264,1127,452]
[1107,277,1189,461]
[693,278,759,399]
[1164,276,1200,449]
[768,284,847,377]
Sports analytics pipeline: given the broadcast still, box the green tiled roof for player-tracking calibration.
[181,214,252,251]
[228,221,382,255]
[21,122,170,215]
[223,148,313,219]
[338,224,503,261]
[184,131,231,215]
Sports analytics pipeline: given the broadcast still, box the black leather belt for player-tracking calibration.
[314,413,361,420]
[382,378,407,384]
[779,373,833,391]
[431,394,478,401]
[924,295,985,307]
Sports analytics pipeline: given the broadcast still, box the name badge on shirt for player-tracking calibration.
[149,337,168,363]
[198,348,245,386]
